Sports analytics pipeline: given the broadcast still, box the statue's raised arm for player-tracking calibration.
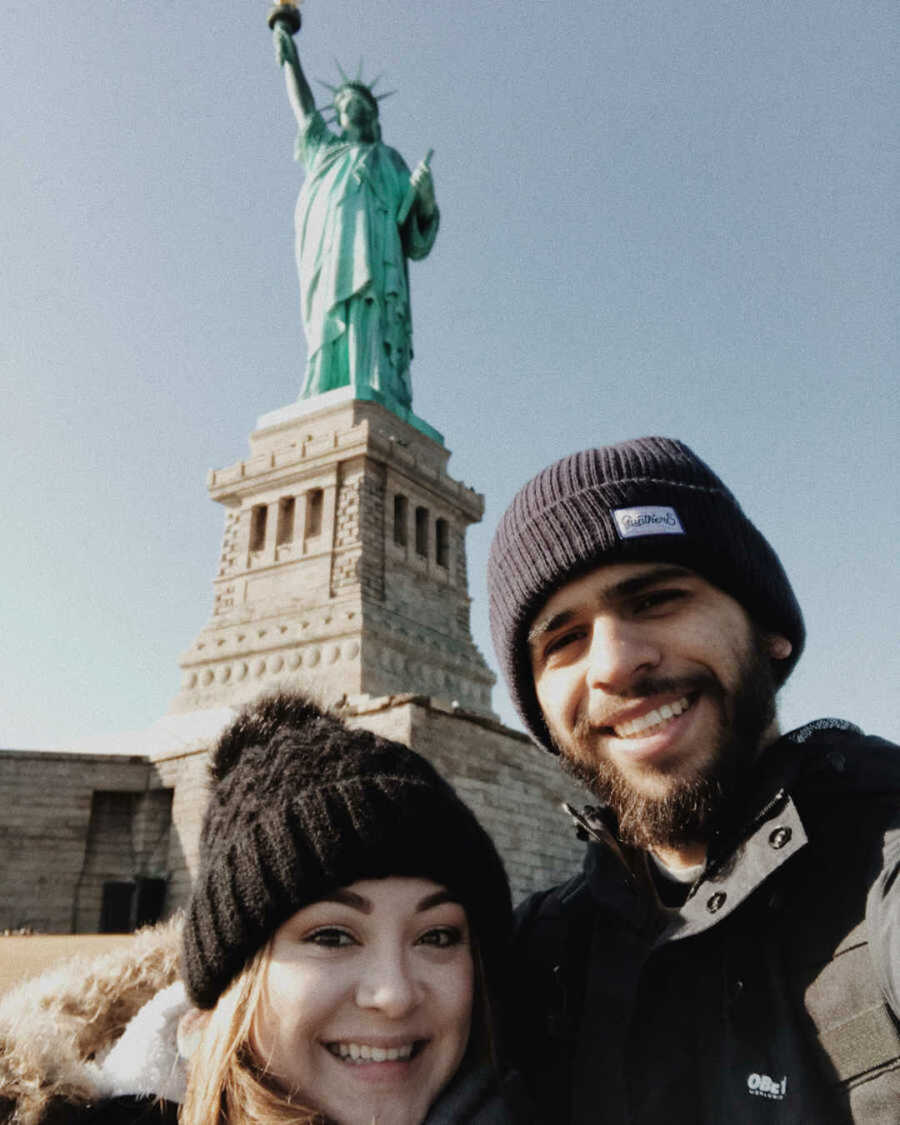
[270,14,439,416]
[272,22,315,130]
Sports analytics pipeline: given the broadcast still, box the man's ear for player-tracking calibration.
[177,1007,210,1060]
[767,634,793,661]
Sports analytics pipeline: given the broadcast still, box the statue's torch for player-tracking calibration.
[268,0,302,33]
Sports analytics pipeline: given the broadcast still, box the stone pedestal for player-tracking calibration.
[171,391,495,715]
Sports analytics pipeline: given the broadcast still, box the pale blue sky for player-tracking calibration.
[2,0,897,747]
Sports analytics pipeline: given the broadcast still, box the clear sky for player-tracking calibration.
[2,1,897,748]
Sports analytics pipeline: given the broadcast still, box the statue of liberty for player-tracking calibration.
[272,16,439,411]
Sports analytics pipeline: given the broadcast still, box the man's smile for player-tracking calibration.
[599,693,696,740]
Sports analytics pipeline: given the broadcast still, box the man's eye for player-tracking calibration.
[543,628,586,659]
[418,926,463,949]
[305,927,355,948]
[632,589,686,614]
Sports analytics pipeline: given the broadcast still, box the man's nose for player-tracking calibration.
[585,616,660,692]
[355,949,421,1019]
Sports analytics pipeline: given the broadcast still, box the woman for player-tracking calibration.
[0,694,522,1124]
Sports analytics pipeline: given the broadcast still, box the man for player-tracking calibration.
[487,436,899,1123]
[273,21,439,411]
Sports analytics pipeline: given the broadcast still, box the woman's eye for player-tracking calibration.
[305,927,355,948]
[418,926,463,949]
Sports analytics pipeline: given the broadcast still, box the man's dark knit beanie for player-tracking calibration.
[182,692,512,1009]
[488,436,805,753]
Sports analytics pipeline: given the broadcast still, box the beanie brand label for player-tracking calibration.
[613,506,684,539]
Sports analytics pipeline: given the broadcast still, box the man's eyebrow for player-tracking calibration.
[528,608,576,646]
[317,889,372,913]
[528,565,694,646]
[606,565,694,601]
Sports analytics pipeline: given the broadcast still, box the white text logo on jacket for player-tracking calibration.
[746,1072,787,1100]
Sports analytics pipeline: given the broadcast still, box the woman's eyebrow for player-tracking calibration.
[416,889,459,912]
[318,889,372,913]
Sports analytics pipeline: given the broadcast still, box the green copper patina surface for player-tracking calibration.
[273,22,439,423]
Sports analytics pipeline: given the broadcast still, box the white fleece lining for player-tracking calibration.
[98,981,191,1105]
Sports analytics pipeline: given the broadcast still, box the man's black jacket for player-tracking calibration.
[506,721,900,1123]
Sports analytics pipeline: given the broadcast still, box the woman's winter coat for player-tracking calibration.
[0,920,525,1124]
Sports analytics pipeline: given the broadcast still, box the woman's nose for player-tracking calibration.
[355,951,421,1018]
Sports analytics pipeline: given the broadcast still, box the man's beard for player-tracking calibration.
[553,631,778,852]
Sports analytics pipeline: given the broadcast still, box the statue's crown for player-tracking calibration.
[318,62,395,128]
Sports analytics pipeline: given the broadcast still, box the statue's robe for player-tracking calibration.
[294,112,439,409]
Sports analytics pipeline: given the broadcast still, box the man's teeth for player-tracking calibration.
[328,1042,415,1064]
[613,696,691,738]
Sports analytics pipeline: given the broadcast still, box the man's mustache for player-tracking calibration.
[575,672,724,734]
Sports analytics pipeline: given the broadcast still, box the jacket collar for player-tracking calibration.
[573,720,859,939]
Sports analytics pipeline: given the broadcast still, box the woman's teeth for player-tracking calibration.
[613,696,691,738]
[327,1042,416,1064]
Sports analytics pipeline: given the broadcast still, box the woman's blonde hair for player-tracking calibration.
[180,942,324,1125]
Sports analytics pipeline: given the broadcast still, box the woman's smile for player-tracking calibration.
[324,1039,421,1063]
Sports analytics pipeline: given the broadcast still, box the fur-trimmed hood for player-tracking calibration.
[0,920,528,1124]
[0,921,184,1125]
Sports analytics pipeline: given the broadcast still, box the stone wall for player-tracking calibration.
[1,698,587,932]
[0,753,171,933]
[152,750,209,914]
[73,789,173,933]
